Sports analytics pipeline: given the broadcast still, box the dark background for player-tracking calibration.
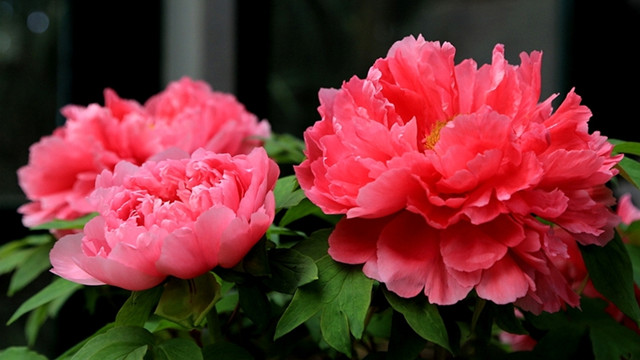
[1,0,639,356]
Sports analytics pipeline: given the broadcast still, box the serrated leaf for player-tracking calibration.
[263,248,318,294]
[8,242,53,296]
[580,235,640,323]
[7,277,82,325]
[273,175,307,211]
[155,273,221,328]
[154,338,203,360]
[0,346,48,360]
[70,326,154,360]
[115,286,164,327]
[383,288,451,352]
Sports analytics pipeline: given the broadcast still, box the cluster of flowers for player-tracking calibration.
[17,35,625,322]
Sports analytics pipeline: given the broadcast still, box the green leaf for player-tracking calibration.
[263,132,306,164]
[8,241,53,296]
[275,253,373,357]
[154,273,221,328]
[115,286,164,327]
[238,283,271,331]
[383,288,451,353]
[273,175,307,211]
[0,234,54,276]
[7,277,82,325]
[616,157,640,189]
[626,243,640,286]
[55,323,115,360]
[70,326,154,360]
[263,248,318,294]
[0,346,48,360]
[30,213,98,230]
[202,341,254,360]
[580,235,640,323]
[154,338,203,360]
[279,198,339,227]
[387,311,428,360]
[492,303,528,335]
[613,140,640,156]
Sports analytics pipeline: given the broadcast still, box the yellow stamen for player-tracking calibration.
[424,120,448,150]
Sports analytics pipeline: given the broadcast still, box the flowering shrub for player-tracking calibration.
[2,35,640,360]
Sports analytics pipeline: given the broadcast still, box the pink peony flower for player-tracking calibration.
[18,77,270,229]
[617,192,640,225]
[294,35,622,312]
[49,147,279,290]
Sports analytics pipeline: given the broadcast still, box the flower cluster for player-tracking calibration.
[4,34,640,360]
[18,77,270,230]
[295,35,622,313]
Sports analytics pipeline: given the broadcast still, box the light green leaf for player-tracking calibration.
[155,273,221,328]
[115,286,164,327]
[612,140,640,156]
[383,289,451,352]
[0,234,54,276]
[154,338,203,360]
[7,278,82,325]
[0,346,48,360]
[580,235,640,323]
[263,132,306,164]
[617,157,640,189]
[30,213,98,230]
[273,175,307,211]
[70,326,154,360]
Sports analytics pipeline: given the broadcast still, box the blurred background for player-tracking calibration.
[1,0,639,356]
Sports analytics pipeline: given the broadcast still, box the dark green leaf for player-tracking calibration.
[202,341,254,360]
[7,278,82,325]
[492,303,528,335]
[238,283,271,331]
[263,248,318,294]
[387,311,427,360]
[580,235,640,323]
[0,234,53,276]
[155,273,221,328]
[626,243,640,286]
[115,286,164,327]
[383,288,450,352]
[291,229,331,261]
[275,253,373,357]
[54,323,115,360]
[69,326,154,360]
[154,338,203,360]
[0,346,48,360]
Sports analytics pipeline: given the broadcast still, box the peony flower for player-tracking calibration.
[18,77,270,229]
[49,147,279,290]
[294,34,622,312]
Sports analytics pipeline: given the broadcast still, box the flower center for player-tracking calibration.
[424,120,448,150]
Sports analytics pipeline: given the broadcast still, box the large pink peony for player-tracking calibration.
[18,77,270,229]
[49,147,279,290]
[294,35,622,313]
